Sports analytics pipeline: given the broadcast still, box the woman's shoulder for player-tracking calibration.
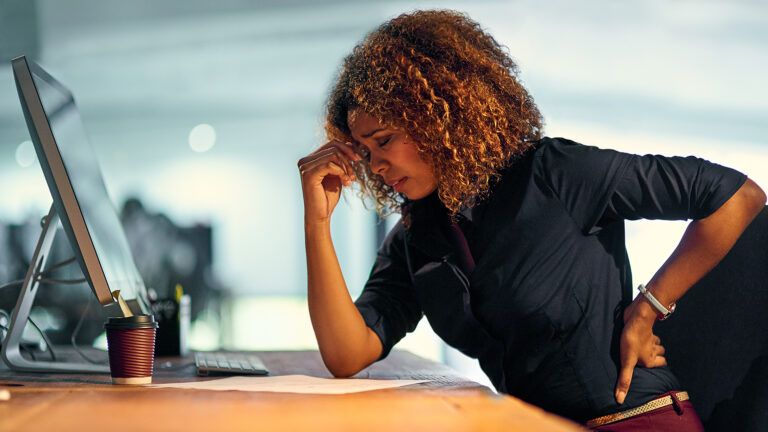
[496,136,582,176]
[528,136,626,173]
[500,136,628,199]
[530,136,590,158]
[496,137,585,177]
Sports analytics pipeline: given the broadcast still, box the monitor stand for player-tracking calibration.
[1,205,109,373]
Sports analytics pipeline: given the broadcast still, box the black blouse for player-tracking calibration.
[354,137,747,422]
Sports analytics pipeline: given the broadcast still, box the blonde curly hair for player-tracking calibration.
[325,9,543,222]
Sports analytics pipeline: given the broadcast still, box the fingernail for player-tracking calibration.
[616,391,626,404]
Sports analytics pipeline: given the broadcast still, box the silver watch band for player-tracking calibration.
[637,284,676,320]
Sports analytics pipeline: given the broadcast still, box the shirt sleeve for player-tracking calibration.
[538,137,748,234]
[354,221,423,360]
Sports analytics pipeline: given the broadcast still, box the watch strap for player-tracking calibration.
[637,284,676,320]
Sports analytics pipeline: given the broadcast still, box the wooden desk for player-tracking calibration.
[0,350,582,431]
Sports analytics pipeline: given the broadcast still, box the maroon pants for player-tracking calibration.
[590,391,705,431]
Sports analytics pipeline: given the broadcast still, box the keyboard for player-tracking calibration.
[194,352,269,376]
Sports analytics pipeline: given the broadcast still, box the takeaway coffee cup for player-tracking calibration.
[105,314,159,385]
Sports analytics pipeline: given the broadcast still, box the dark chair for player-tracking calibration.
[655,206,768,431]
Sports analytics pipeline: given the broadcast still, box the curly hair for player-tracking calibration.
[325,9,544,222]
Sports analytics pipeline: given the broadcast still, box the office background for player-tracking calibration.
[0,0,766,388]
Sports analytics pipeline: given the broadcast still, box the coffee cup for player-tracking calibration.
[104,315,159,385]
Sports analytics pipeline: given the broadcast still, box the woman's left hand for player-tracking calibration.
[614,297,667,404]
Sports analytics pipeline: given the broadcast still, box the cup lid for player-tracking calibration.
[105,314,159,330]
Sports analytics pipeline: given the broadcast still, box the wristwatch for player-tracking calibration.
[637,284,676,321]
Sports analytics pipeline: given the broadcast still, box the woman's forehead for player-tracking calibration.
[347,109,384,134]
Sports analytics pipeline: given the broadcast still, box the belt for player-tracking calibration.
[586,391,690,428]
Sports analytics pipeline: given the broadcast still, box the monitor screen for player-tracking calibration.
[13,56,148,313]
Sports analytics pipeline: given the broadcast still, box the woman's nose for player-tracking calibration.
[370,153,388,174]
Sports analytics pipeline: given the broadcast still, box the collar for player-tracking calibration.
[400,143,538,272]
[402,191,452,260]
[403,190,483,260]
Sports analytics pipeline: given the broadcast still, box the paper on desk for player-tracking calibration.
[152,375,428,395]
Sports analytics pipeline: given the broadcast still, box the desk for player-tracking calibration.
[0,350,582,431]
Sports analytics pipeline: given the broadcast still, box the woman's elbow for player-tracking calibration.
[325,359,364,378]
[318,329,382,378]
[319,351,367,378]
[743,178,767,214]
[702,178,765,228]
[329,367,360,379]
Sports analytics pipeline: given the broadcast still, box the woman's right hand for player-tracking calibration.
[298,140,362,225]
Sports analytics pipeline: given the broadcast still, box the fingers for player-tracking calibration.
[322,161,350,187]
[298,149,357,184]
[615,353,636,404]
[300,148,352,176]
[300,140,362,167]
[298,141,362,177]
[616,323,667,404]
[649,340,667,367]
[335,141,364,162]
[632,341,668,372]
[647,335,666,366]
[298,147,345,171]
[299,156,350,186]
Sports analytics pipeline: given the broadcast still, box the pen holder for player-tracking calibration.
[151,294,190,357]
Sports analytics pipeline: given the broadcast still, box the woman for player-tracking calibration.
[297,10,766,430]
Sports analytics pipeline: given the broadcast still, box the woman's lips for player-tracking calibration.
[392,177,408,192]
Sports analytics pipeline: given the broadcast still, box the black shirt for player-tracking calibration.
[354,137,747,422]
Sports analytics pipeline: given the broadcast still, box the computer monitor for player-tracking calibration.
[1,56,150,372]
[13,56,149,310]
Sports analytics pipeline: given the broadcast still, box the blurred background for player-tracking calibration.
[0,0,765,388]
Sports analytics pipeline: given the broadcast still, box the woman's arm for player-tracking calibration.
[615,178,767,403]
[298,141,383,377]
[304,221,383,377]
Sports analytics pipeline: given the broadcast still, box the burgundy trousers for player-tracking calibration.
[590,391,705,431]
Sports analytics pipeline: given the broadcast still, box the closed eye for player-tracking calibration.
[377,136,392,147]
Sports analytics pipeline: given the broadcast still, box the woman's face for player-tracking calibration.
[347,109,438,200]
